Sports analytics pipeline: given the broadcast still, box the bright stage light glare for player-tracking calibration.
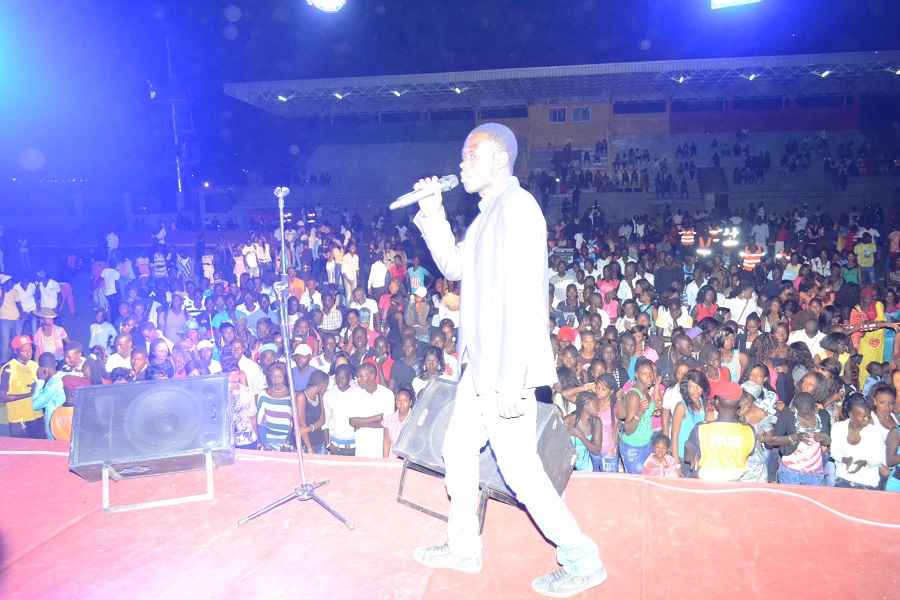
[277,95,288,101]
[307,0,345,12]
[334,92,343,99]
[711,0,761,9]
[820,70,830,78]
[748,73,756,81]
[392,90,401,97]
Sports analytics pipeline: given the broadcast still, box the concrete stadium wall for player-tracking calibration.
[608,111,670,137]
[526,103,614,147]
[670,104,860,134]
[511,100,861,148]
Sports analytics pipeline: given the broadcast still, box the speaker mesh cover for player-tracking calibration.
[69,373,235,482]
[394,378,576,499]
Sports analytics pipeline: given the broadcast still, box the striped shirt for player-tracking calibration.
[256,392,293,448]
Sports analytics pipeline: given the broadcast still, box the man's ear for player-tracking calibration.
[494,149,510,170]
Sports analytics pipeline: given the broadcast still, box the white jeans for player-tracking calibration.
[442,370,602,574]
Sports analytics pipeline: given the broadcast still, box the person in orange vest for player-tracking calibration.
[708,224,723,244]
[740,238,765,271]
[696,234,713,257]
[679,223,696,258]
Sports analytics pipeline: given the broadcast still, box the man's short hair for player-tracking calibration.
[469,123,518,168]
[66,340,83,355]
[356,362,377,377]
[37,352,57,368]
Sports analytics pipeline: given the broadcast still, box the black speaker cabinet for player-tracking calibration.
[394,378,576,500]
[69,373,235,483]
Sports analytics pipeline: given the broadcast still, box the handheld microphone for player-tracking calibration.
[389,175,459,210]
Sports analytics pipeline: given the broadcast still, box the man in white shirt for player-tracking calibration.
[635,262,654,287]
[368,258,389,299]
[254,237,272,273]
[750,218,770,249]
[684,268,707,308]
[241,242,260,277]
[787,315,826,356]
[323,363,358,455]
[347,363,395,458]
[13,274,37,337]
[105,333,134,372]
[722,283,761,328]
[311,333,337,373]
[858,226,880,243]
[350,287,380,332]
[549,262,576,304]
[616,262,641,301]
[197,340,222,374]
[655,298,694,339]
[36,271,61,311]
[100,264,121,317]
[231,339,263,395]
[106,230,119,263]
[342,244,360,301]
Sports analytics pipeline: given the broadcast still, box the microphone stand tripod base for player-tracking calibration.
[238,480,355,529]
[237,184,355,532]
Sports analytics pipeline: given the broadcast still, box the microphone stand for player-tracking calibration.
[238,186,354,529]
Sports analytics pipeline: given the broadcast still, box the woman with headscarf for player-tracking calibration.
[848,286,899,387]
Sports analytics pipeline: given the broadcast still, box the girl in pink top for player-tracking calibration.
[382,385,413,459]
[642,434,682,477]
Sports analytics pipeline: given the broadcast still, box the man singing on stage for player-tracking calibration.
[410,123,606,597]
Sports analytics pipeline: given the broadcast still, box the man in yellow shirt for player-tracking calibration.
[854,232,877,284]
[0,335,42,438]
[684,381,756,481]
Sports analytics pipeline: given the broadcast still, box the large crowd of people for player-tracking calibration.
[2,176,900,492]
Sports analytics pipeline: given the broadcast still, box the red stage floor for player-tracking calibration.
[1,438,898,599]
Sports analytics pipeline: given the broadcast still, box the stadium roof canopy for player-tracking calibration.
[225,51,900,119]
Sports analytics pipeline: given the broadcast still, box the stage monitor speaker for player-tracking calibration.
[394,379,576,500]
[69,373,235,483]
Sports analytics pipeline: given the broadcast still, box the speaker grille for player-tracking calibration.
[123,389,204,454]
[401,381,456,468]
[395,379,575,499]
[69,374,235,482]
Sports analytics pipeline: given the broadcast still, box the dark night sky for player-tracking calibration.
[0,0,898,190]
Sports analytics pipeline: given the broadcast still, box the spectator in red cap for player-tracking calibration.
[0,334,42,438]
[683,380,756,481]
[556,325,579,357]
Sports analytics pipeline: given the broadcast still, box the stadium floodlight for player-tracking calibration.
[307,0,345,12]
[711,0,761,9]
